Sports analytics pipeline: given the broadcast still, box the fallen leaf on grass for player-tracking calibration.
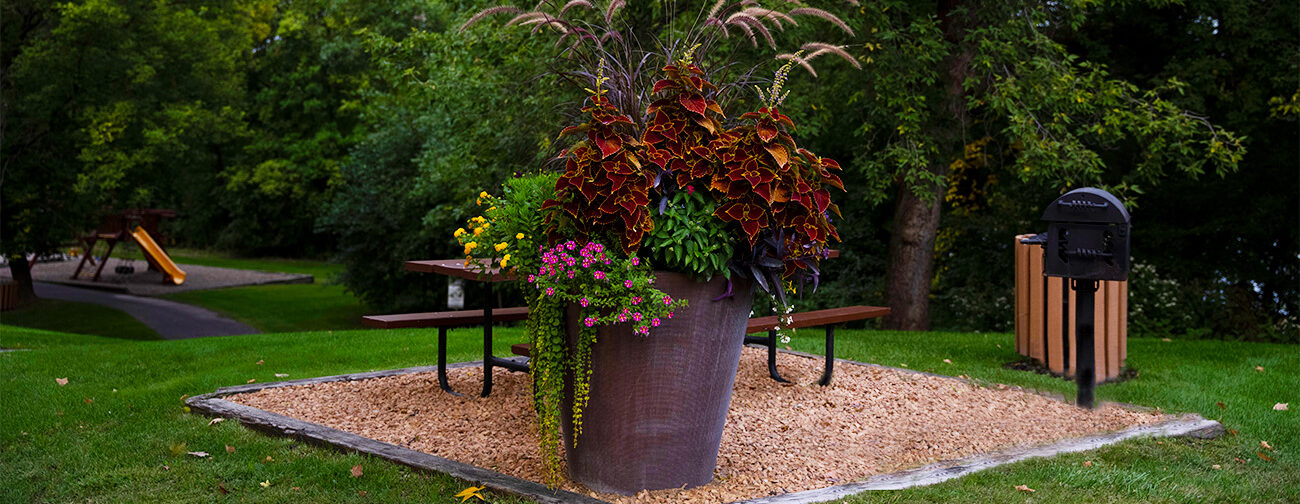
[1161,338,1172,342]
[942,359,952,364]
[1261,441,1274,451]
[1257,452,1273,462]
[351,465,364,478]
[1211,464,1221,470]
[169,443,188,455]
[226,445,235,454]
[264,456,274,463]
[218,482,229,495]
[1083,460,1092,467]
[208,418,224,426]
[84,397,93,404]
[1228,429,1238,436]
[260,480,271,488]
[274,373,289,378]
[1015,484,1035,492]
[456,485,487,501]
[1255,366,1265,372]
[292,487,300,491]
[358,491,368,496]
[256,360,264,365]
[56,378,68,386]
[1275,403,1289,411]
[187,451,210,458]
[1234,457,1248,464]
[162,465,169,470]
[1216,402,1226,409]
[246,379,256,384]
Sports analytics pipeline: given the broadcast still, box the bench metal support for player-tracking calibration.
[819,325,836,386]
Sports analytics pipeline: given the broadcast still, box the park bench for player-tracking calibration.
[361,307,530,396]
[509,305,890,386]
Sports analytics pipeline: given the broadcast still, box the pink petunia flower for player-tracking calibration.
[624,279,634,288]
[631,257,640,266]
[545,287,555,296]
[584,317,596,327]
[633,312,642,322]
[594,270,605,280]
[580,297,590,307]
[652,318,661,327]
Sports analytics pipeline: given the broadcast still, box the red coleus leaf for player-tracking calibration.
[694,115,717,135]
[707,101,725,118]
[559,124,590,138]
[813,189,831,213]
[590,130,621,159]
[756,121,779,143]
[652,79,679,95]
[688,76,704,91]
[764,144,789,167]
[679,93,708,116]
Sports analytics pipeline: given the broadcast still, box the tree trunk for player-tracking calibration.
[882,0,972,330]
[7,255,38,304]
[883,183,943,330]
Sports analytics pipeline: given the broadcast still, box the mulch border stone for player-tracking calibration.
[187,351,1221,504]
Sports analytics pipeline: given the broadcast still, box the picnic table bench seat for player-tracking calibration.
[509,305,890,386]
[362,307,530,396]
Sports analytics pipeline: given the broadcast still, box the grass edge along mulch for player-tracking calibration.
[190,349,1222,504]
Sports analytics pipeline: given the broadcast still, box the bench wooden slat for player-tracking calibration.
[510,343,532,358]
[746,305,889,333]
[361,306,530,329]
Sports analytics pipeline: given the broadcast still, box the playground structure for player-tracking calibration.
[72,209,186,285]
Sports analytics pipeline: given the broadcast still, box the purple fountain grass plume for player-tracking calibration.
[706,0,727,19]
[788,7,853,36]
[559,0,594,16]
[459,5,522,32]
[726,16,759,47]
[604,0,625,25]
[801,42,861,69]
[741,8,797,30]
[775,53,818,77]
[727,13,775,48]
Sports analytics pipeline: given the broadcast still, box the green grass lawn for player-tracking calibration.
[0,299,161,341]
[2,324,1296,503]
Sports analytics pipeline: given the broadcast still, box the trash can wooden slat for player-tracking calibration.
[1014,234,1128,383]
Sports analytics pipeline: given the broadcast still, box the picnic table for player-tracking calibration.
[363,259,529,397]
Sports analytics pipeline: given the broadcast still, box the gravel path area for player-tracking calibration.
[7,258,311,296]
[229,348,1166,503]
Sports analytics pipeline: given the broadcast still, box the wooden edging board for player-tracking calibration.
[187,352,1222,504]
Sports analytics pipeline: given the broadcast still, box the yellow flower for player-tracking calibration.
[464,242,478,255]
[472,216,486,224]
[500,254,511,267]
[480,191,489,199]
[487,206,497,211]
[516,233,525,240]
[473,227,483,236]
[454,228,466,238]
[495,242,508,252]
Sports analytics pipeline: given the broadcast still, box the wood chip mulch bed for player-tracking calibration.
[228,348,1167,503]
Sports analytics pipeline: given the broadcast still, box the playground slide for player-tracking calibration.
[130,225,186,285]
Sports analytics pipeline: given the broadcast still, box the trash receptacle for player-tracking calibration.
[1014,234,1128,383]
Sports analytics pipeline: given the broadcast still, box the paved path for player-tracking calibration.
[34,282,258,340]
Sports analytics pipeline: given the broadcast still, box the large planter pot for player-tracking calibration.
[562,271,754,495]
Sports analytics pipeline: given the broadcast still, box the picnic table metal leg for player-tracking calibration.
[436,327,462,396]
[818,325,836,386]
[766,329,790,383]
[481,282,495,398]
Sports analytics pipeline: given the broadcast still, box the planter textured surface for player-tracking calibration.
[563,272,753,494]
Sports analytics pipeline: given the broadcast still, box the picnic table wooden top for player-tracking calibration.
[405,250,837,283]
[404,258,516,283]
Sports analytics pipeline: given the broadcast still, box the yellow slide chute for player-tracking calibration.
[130,225,186,285]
